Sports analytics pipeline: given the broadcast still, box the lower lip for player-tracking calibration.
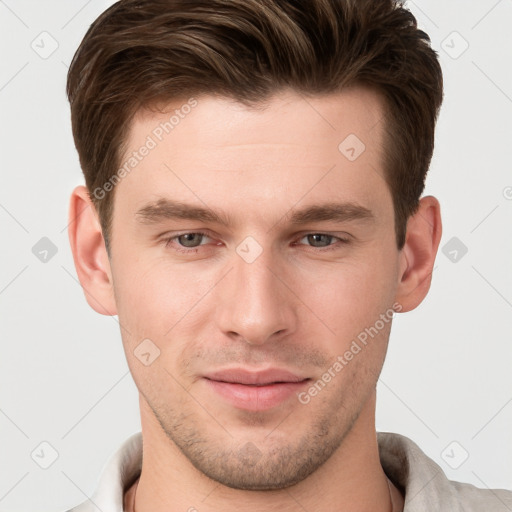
[204,378,310,411]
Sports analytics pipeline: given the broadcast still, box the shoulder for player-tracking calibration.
[64,432,142,512]
[450,480,512,511]
[377,431,512,511]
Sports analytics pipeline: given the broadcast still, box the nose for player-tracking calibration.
[214,243,298,346]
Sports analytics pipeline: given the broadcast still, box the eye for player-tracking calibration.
[164,231,213,252]
[297,233,350,250]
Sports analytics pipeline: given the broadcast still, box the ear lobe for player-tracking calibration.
[67,185,117,316]
[395,195,442,313]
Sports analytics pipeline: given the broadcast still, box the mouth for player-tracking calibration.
[202,368,311,411]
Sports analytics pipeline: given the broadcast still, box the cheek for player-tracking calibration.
[300,255,397,339]
[111,261,198,395]
[111,257,219,368]
[112,256,200,327]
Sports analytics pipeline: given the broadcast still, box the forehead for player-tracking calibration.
[130,86,385,153]
[113,87,391,226]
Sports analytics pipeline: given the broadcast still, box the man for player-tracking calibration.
[65,0,512,511]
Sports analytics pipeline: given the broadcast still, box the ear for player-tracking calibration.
[395,195,442,313]
[67,185,117,316]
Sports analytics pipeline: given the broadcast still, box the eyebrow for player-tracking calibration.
[134,198,375,227]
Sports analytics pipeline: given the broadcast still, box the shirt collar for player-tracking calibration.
[79,431,463,511]
[377,431,460,510]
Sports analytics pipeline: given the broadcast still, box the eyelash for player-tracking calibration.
[163,231,351,254]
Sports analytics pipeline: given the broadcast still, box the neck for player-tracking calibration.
[132,391,400,512]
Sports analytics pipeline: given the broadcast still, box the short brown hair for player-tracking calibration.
[67,0,443,254]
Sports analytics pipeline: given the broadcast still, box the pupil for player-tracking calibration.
[309,234,330,247]
[179,233,201,247]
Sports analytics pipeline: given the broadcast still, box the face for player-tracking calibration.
[108,87,402,489]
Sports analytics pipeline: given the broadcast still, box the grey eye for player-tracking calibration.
[177,233,205,247]
[303,234,334,247]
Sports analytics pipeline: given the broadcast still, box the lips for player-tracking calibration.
[203,368,311,411]
[203,368,309,386]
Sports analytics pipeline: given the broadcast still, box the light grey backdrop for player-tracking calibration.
[1,1,511,511]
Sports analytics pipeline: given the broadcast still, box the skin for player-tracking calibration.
[68,86,442,512]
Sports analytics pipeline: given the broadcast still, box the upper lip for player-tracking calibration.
[204,368,309,385]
